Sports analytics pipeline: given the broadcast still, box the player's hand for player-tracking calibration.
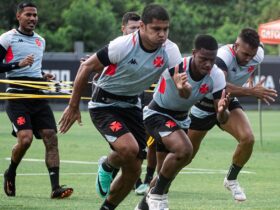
[252,77,278,105]
[18,54,34,67]
[173,64,192,98]
[217,89,230,113]
[43,72,56,81]
[58,105,82,134]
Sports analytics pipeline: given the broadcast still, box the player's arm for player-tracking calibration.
[59,53,104,133]
[0,44,34,73]
[225,76,277,105]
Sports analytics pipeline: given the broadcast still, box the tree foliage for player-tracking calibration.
[1,0,279,54]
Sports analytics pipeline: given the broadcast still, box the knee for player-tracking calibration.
[18,135,33,150]
[240,132,255,147]
[118,144,139,162]
[41,129,57,140]
[175,143,193,163]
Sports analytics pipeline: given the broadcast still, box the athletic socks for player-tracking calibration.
[135,178,143,188]
[7,160,19,176]
[151,173,172,195]
[144,166,155,184]
[102,159,116,173]
[48,167,59,190]
[100,199,117,210]
[227,163,242,180]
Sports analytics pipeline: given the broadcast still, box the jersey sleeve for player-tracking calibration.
[216,46,234,72]
[97,33,134,67]
[0,31,20,73]
[211,65,226,100]
[253,46,264,64]
[164,40,182,68]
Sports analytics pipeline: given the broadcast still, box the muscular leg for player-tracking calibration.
[106,133,142,205]
[221,108,254,168]
[11,130,33,165]
[40,129,59,168]
[4,130,33,196]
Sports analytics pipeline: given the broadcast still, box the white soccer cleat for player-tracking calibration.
[223,177,247,202]
[146,192,169,210]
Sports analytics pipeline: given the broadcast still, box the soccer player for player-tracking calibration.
[0,2,73,198]
[59,4,183,210]
[136,35,230,210]
[188,28,278,201]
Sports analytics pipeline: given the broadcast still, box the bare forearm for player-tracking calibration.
[226,83,253,97]
[69,64,93,108]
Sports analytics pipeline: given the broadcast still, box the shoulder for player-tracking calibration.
[217,44,235,61]
[253,46,264,64]
[210,64,225,78]
[109,32,137,50]
[163,39,182,68]
[0,29,17,48]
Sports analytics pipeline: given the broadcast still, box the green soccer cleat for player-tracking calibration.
[135,183,149,195]
[95,157,113,198]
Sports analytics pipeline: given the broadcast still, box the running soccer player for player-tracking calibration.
[188,28,278,202]
[136,34,230,210]
[0,2,73,198]
[59,4,183,210]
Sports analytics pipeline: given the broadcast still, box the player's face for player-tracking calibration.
[234,40,258,66]
[193,48,217,77]
[17,7,38,34]
[122,20,140,35]
[140,18,169,50]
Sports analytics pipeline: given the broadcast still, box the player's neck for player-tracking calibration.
[17,27,34,36]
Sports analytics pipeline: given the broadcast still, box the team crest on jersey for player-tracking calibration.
[109,121,122,132]
[199,84,209,94]
[153,56,164,68]
[247,66,254,73]
[17,116,26,126]
[165,120,176,128]
[35,38,41,47]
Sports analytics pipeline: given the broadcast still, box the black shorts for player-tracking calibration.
[89,106,147,159]
[144,114,188,153]
[189,98,243,131]
[6,99,57,139]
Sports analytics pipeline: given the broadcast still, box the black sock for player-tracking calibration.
[100,199,117,210]
[151,174,172,195]
[48,167,59,190]
[112,168,120,179]
[135,178,143,188]
[144,167,155,184]
[8,160,19,176]
[138,194,148,209]
[102,159,116,173]
[227,163,242,180]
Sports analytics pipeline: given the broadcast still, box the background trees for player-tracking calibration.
[0,0,279,54]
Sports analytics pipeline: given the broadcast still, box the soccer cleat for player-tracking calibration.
[135,194,149,210]
[223,177,246,201]
[51,185,73,199]
[146,191,169,210]
[135,183,150,195]
[3,169,16,197]
[95,156,113,198]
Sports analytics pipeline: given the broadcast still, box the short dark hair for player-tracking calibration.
[141,4,169,24]
[122,12,140,26]
[17,2,37,13]
[194,34,218,51]
[238,28,260,49]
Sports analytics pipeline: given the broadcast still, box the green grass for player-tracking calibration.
[1,110,280,210]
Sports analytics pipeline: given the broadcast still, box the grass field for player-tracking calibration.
[0,110,280,210]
